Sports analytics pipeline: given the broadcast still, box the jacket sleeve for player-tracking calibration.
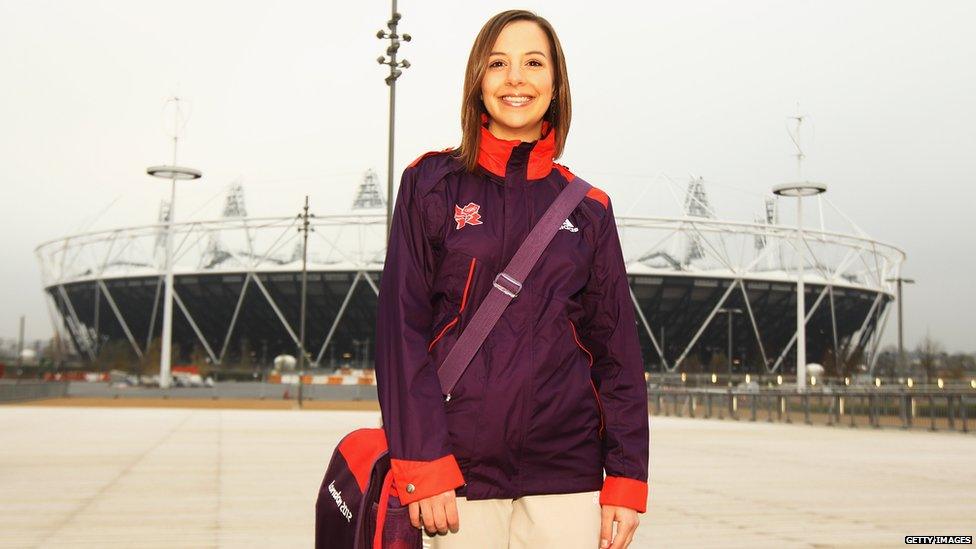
[578,196,650,513]
[374,163,465,505]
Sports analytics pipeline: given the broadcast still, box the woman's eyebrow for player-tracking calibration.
[489,50,548,58]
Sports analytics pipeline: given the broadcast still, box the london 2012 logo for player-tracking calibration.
[328,480,353,523]
[454,202,483,229]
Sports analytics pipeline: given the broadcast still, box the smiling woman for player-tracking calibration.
[479,20,556,142]
[453,11,572,173]
[374,9,648,549]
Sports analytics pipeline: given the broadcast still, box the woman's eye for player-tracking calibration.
[489,60,505,68]
[527,60,543,67]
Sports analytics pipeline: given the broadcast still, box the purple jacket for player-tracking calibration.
[375,119,649,513]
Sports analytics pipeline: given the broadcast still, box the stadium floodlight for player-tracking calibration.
[773,181,826,392]
[146,166,202,180]
[147,163,202,389]
[771,182,827,197]
[146,96,202,390]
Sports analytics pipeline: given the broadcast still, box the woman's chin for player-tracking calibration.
[488,115,544,140]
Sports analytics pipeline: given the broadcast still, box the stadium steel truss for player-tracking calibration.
[35,174,905,378]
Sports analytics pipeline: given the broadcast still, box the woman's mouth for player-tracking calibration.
[500,95,535,108]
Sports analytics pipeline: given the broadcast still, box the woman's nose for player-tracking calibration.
[506,64,524,85]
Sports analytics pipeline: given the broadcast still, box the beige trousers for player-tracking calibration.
[424,490,602,549]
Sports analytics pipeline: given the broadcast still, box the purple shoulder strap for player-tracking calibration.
[436,176,592,398]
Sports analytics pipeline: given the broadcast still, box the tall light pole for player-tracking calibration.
[147,96,201,389]
[376,1,411,241]
[885,276,915,377]
[717,307,742,379]
[772,182,826,391]
[296,196,314,408]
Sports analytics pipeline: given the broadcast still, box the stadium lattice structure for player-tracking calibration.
[35,171,904,378]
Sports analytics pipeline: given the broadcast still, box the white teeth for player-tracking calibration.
[502,96,532,104]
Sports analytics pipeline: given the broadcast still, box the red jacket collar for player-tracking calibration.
[477,112,556,180]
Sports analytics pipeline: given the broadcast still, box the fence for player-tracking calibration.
[63,381,377,402]
[648,387,974,434]
[0,381,70,403]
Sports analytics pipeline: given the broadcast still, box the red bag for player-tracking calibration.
[315,428,421,549]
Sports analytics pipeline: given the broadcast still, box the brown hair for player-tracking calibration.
[452,10,572,173]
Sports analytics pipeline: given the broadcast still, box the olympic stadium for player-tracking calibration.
[34,169,905,378]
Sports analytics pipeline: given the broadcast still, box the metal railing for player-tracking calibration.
[649,387,974,434]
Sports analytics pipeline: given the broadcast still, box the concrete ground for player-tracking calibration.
[0,404,972,548]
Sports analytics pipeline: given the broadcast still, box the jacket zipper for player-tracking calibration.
[427,257,477,353]
[569,319,605,439]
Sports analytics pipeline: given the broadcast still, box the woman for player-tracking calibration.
[375,9,648,549]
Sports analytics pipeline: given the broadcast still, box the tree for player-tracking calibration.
[915,334,944,384]
[874,345,899,379]
[93,340,137,373]
[943,353,974,380]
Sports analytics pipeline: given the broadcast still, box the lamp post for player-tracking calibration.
[376,1,411,241]
[296,196,314,408]
[772,182,826,392]
[717,307,742,380]
[146,96,201,389]
[885,276,915,377]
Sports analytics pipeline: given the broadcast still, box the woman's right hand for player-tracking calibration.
[408,489,460,536]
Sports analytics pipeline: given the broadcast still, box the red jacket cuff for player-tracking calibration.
[600,476,648,513]
[389,454,466,505]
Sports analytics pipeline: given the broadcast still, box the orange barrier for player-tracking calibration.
[263,372,377,385]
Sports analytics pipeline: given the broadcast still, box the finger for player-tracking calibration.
[432,500,449,535]
[625,527,638,549]
[408,502,420,529]
[420,499,436,534]
[609,518,636,549]
[599,506,614,548]
[445,495,460,533]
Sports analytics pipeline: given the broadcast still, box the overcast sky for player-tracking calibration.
[1,0,973,352]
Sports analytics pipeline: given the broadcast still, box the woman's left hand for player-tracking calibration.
[599,504,640,549]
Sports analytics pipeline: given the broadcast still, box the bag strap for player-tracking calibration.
[436,176,592,398]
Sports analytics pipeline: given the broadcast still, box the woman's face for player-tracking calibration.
[480,20,554,142]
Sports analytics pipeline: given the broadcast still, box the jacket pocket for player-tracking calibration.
[569,319,605,439]
[427,255,478,353]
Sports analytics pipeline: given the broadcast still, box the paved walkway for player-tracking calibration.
[0,405,972,548]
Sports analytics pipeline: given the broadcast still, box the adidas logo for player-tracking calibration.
[559,219,579,232]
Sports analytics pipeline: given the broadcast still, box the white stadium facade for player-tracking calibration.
[35,170,905,378]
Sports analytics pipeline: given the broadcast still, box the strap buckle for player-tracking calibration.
[493,272,522,298]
